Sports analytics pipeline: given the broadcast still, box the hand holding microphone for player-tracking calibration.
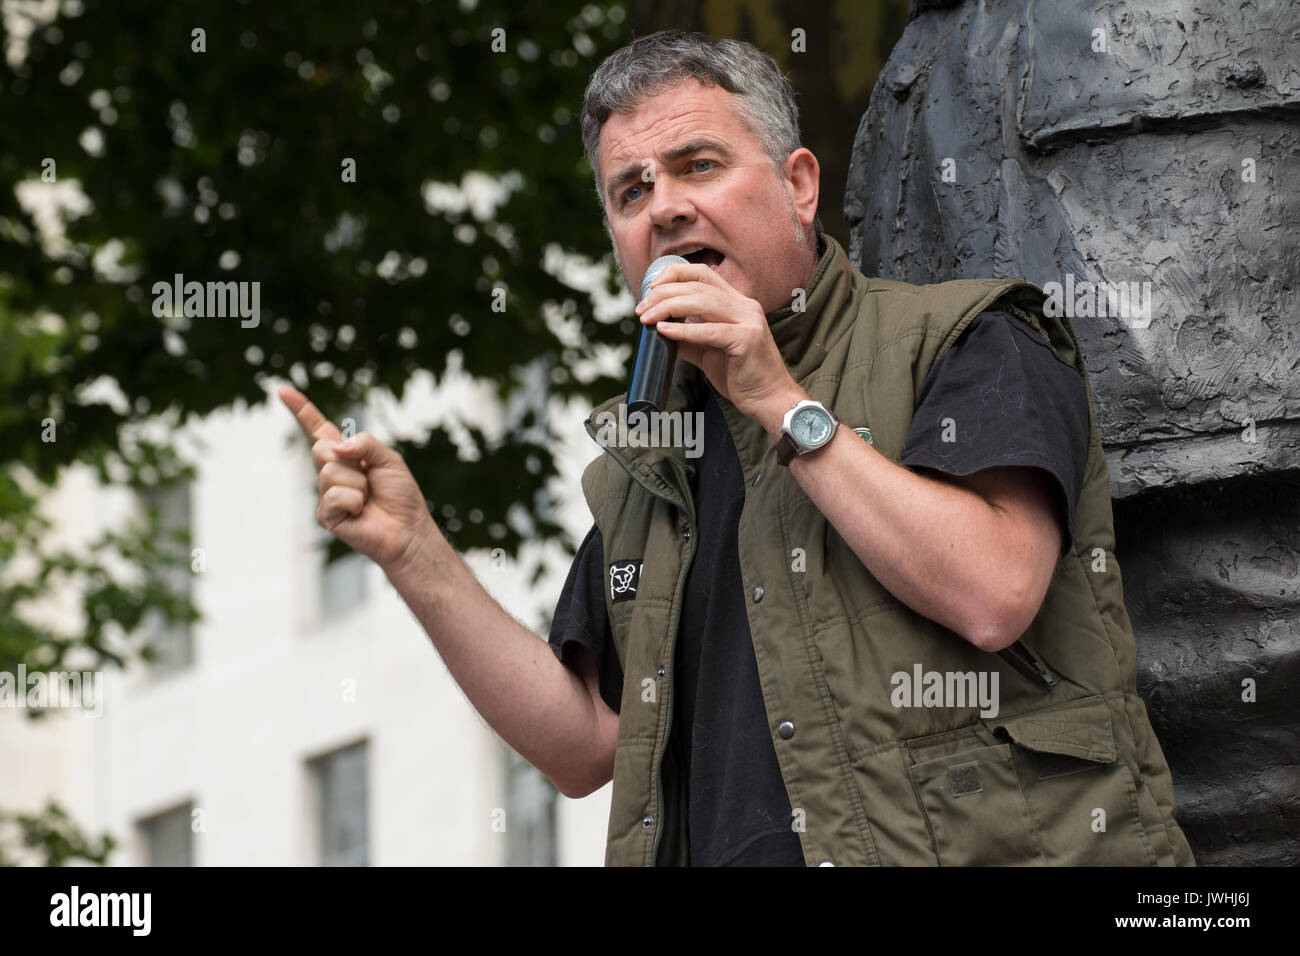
[631,256,803,427]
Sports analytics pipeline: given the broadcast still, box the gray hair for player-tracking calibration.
[580,30,820,232]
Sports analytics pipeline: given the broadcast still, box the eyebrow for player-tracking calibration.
[604,138,734,204]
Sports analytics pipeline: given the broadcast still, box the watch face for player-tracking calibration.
[792,406,833,447]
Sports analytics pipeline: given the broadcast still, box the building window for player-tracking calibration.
[138,802,194,866]
[310,741,368,866]
[138,481,194,675]
[505,749,557,866]
[321,547,367,619]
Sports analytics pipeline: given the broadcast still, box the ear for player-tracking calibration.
[783,148,820,229]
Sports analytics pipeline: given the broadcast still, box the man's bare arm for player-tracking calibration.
[383,532,620,798]
[636,268,1061,653]
[752,390,1062,652]
[279,385,617,798]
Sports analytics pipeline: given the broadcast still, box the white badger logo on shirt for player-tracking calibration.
[609,561,641,599]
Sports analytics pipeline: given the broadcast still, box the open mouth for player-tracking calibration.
[681,247,725,271]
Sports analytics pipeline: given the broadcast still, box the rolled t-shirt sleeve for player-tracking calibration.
[547,522,624,715]
[899,309,1091,558]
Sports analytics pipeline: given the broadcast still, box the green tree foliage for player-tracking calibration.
[0,801,115,867]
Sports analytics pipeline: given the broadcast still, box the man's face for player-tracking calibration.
[597,78,818,314]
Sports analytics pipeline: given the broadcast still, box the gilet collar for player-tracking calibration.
[765,227,858,383]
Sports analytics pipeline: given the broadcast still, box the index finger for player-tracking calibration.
[650,262,725,291]
[641,264,736,316]
[278,385,343,444]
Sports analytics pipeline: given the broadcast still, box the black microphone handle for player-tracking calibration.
[628,323,677,416]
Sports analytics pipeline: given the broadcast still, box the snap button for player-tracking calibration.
[778,720,795,739]
[642,814,654,829]
[657,666,666,679]
[819,860,834,867]
[752,585,764,603]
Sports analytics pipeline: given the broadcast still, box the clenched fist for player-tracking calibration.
[279,385,439,575]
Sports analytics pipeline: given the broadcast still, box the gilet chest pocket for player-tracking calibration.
[907,743,1046,866]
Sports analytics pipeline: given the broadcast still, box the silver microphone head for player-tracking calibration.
[640,254,689,302]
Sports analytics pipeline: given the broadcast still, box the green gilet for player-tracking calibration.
[579,233,1195,867]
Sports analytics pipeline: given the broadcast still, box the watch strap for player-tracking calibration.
[776,433,800,467]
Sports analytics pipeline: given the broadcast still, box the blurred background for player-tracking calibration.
[0,0,908,865]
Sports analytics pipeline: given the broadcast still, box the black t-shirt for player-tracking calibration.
[546,308,1091,866]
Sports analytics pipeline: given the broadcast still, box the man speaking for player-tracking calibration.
[282,30,1194,867]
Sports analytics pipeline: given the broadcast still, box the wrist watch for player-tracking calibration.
[776,399,839,466]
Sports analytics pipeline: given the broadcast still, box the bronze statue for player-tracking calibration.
[846,0,1300,865]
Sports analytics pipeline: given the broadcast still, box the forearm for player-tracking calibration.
[757,396,1019,649]
[382,525,607,797]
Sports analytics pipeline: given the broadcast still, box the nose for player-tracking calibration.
[647,171,695,230]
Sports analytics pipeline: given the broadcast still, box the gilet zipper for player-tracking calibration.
[998,639,1059,690]
[583,418,698,866]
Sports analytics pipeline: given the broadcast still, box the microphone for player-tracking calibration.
[628,254,688,415]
